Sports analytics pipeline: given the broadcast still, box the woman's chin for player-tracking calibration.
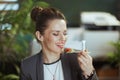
[55,49,64,54]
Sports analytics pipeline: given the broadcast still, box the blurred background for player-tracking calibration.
[0,0,120,80]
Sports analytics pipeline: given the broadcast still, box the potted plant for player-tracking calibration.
[0,0,49,79]
[107,41,120,68]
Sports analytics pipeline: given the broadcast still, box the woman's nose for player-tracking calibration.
[60,34,66,40]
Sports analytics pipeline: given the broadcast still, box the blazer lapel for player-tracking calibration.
[36,51,44,80]
[35,52,72,80]
[61,54,72,80]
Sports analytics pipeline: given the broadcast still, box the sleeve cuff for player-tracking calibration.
[82,70,99,80]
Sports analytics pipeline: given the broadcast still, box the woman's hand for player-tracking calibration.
[77,50,94,78]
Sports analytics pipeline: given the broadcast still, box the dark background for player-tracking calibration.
[44,0,120,27]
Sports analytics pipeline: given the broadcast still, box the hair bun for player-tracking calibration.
[31,6,43,22]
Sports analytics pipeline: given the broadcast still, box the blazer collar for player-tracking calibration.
[61,54,72,80]
[36,51,71,80]
[36,51,44,80]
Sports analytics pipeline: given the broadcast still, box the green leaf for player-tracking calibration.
[2,74,19,80]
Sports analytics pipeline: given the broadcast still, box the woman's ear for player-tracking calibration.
[35,31,44,42]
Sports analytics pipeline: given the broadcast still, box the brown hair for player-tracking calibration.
[31,6,66,35]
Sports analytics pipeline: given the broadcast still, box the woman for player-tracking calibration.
[20,6,98,80]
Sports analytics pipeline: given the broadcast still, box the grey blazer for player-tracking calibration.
[20,51,98,80]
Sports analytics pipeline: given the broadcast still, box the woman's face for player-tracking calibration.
[41,19,67,54]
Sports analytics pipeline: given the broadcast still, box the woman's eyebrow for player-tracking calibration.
[52,30,60,32]
[52,30,67,32]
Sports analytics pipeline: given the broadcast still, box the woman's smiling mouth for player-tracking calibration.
[56,41,65,49]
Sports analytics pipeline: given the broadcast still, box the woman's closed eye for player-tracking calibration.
[52,32,67,36]
[53,33,59,36]
[63,32,67,36]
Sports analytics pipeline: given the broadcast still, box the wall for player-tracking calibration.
[66,27,119,58]
[45,0,116,27]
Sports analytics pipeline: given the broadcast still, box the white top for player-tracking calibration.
[43,60,64,80]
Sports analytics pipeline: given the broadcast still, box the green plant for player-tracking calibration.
[107,41,120,67]
[0,64,20,80]
[0,73,19,80]
[0,1,49,79]
[0,0,49,62]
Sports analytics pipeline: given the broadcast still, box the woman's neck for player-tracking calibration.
[42,50,61,63]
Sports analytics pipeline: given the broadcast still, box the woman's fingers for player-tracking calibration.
[78,50,90,59]
[77,50,94,78]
